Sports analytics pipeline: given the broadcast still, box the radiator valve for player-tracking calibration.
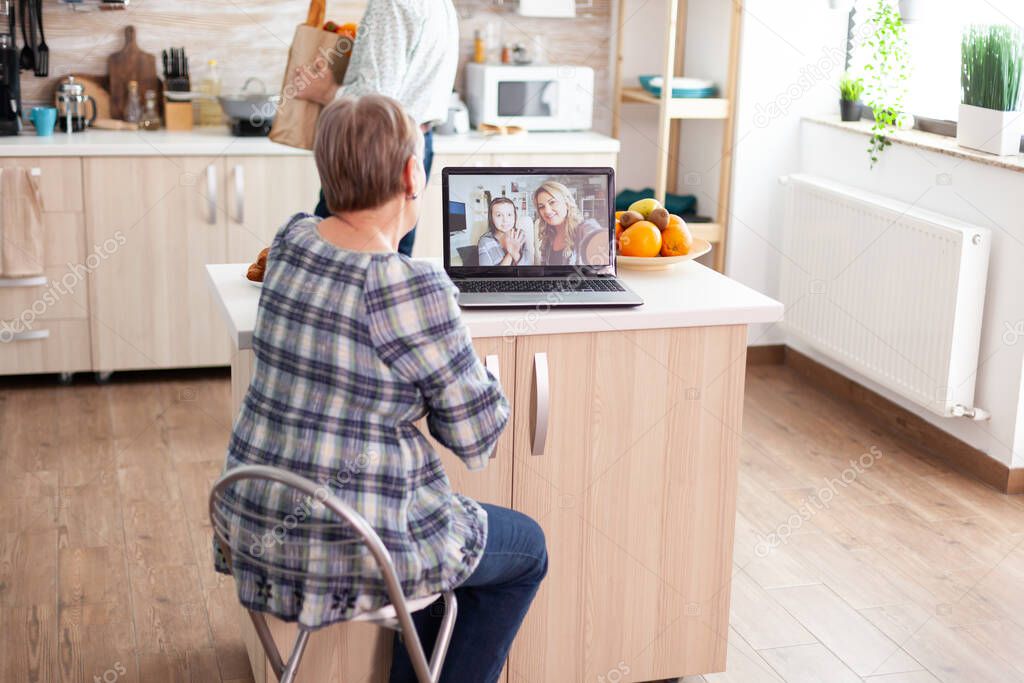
[952,404,991,421]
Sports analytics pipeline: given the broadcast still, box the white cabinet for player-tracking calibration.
[225,155,321,262]
[85,156,231,371]
[0,157,92,376]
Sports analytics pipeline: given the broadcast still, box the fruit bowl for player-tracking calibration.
[617,239,712,271]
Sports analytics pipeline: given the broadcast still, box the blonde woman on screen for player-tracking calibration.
[533,181,603,266]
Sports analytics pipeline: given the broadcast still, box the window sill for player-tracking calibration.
[804,115,1024,174]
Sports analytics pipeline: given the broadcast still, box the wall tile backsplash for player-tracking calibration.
[23,0,611,131]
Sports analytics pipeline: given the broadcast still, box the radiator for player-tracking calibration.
[780,174,991,418]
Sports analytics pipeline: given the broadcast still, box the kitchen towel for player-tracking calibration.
[0,168,46,277]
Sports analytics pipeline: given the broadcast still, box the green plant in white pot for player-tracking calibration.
[958,25,1024,156]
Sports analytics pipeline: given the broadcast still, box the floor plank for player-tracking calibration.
[2,364,1023,682]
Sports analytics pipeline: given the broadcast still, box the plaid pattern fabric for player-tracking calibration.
[214,214,508,629]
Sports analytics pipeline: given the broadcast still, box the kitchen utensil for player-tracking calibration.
[163,46,191,91]
[436,92,470,135]
[220,77,279,136]
[55,75,97,132]
[638,75,717,99]
[616,238,712,271]
[17,0,31,71]
[33,0,44,76]
[107,25,158,119]
[64,74,110,119]
[29,106,55,135]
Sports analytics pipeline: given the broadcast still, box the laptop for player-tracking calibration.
[442,167,643,308]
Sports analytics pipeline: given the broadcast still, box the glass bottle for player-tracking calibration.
[140,90,162,130]
[197,59,223,126]
[124,81,142,123]
[473,30,485,64]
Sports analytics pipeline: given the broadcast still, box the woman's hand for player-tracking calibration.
[293,62,340,106]
[507,229,526,263]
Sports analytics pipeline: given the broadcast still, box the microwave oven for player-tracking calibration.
[464,63,594,131]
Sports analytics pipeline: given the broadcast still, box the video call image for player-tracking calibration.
[446,173,612,268]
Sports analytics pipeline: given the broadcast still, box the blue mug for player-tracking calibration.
[30,107,58,136]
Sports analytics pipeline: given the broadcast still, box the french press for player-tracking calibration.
[55,76,98,133]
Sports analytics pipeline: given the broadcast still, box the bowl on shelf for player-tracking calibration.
[638,75,717,99]
[616,238,712,271]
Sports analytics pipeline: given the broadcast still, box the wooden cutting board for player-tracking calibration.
[107,26,159,119]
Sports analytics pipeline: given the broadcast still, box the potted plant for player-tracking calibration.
[861,0,910,166]
[958,25,1024,156]
[839,73,864,121]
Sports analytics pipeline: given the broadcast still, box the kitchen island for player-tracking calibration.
[207,260,782,682]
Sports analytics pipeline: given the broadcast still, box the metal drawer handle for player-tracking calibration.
[531,352,549,456]
[0,275,48,288]
[2,329,50,343]
[485,354,500,459]
[206,164,218,225]
[233,165,245,224]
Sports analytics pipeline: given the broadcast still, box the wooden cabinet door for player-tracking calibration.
[84,156,230,371]
[508,326,747,682]
[225,155,321,262]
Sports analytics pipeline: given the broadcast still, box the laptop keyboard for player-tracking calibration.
[455,278,627,293]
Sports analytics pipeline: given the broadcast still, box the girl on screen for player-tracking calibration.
[533,181,604,266]
[477,197,533,266]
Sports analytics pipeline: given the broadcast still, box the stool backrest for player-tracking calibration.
[209,464,405,618]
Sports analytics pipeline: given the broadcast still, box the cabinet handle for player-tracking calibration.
[485,354,500,459]
[206,164,218,225]
[530,352,549,456]
[2,329,50,343]
[0,275,48,288]
[233,165,245,224]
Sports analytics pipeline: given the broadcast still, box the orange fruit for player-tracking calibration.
[619,220,662,257]
[615,219,623,240]
[661,222,694,256]
[666,214,686,230]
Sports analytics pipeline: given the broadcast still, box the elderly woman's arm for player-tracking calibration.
[366,259,509,469]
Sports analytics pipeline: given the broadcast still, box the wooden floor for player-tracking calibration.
[2,364,1023,682]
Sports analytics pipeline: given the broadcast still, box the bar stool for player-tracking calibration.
[209,464,457,683]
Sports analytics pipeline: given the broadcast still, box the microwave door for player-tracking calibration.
[496,80,559,123]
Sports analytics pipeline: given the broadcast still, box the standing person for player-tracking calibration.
[295,0,459,256]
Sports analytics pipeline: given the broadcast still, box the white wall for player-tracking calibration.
[798,123,1024,468]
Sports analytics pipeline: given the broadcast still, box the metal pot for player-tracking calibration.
[218,77,279,125]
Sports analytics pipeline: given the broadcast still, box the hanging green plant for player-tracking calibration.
[861,0,910,166]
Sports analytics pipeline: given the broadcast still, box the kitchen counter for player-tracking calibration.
[0,127,619,157]
[206,260,782,350]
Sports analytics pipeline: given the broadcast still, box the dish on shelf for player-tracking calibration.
[638,75,718,99]
[617,238,712,271]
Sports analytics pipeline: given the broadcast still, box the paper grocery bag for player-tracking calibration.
[269,1,354,150]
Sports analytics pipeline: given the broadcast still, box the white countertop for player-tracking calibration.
[206,261,782,351]
[0,127,619,157]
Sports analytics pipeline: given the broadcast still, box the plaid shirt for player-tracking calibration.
[214,214,508,629]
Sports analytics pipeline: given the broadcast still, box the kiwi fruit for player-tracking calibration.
[619,210,644,228]
[649,207,670,230]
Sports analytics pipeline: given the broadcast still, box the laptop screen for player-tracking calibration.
[442,167,616,277]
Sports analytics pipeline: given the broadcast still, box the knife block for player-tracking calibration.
[164,98,193,131]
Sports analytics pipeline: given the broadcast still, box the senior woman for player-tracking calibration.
[215,95,546,683]
[533,180,607,266]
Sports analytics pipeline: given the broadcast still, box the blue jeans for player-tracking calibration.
[315,129,433,258]
[389,504,548,683]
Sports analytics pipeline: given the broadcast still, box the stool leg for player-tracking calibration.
[279,627,312,683]
[249,611,286,678]
[428,591,458,681]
